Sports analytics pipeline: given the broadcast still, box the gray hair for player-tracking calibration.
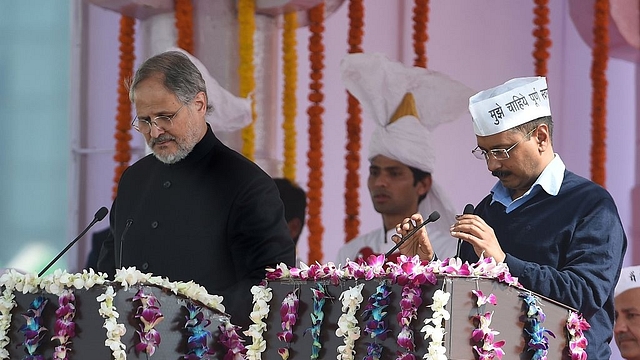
[128,51,211,111]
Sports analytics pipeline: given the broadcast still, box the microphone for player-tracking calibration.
[118,219,133,269]
[455,204,475,258]
[385,210,440,258]
[38,207,109,277]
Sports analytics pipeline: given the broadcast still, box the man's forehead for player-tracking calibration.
[370,155,410,169]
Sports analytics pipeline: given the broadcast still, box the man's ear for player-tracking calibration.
[535,124,551,151]
[288,218,303,242]
[193,91,207,113]
[417,174,432,197]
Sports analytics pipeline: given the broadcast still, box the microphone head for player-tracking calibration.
[95,207,109,221]
[463,203,475,214]
[428,211,441,222]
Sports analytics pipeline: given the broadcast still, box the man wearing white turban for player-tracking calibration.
[335,52,474,263]
[615,265,640,360]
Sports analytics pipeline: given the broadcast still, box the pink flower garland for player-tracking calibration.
[133,288,164,356]
[52,290,76,359]
[277,289,300,359]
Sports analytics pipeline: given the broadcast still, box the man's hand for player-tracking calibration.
[391,213,434,262]
[450,214,505,262]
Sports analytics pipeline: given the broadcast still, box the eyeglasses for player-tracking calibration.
[472,127,538,161]
[131,104,185,134]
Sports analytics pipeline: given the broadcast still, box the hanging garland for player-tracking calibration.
[113,15,135,200]
[238,0,257,161]
[282,11,298,180]
[590,0,609,187]
[344,0,364,244]
[412,0,429,68]
[532,0,551,76]
[307,2,325,264]
[174,0,194,54]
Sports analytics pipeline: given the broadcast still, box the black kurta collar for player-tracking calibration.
[164,123,217,168]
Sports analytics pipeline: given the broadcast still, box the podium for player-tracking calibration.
[0,269,234,359]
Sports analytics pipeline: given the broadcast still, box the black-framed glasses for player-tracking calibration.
[131,104,185,134]
[472,127,538,161]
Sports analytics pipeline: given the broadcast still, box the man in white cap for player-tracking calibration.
[336,52,474,263]
[615,266,640,359]
[393,76,627,358]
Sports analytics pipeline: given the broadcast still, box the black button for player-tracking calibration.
[142,262,149,270]
[151,221,158,229]
[163,181,171,188]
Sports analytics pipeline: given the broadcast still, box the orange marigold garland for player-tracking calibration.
[307,3,325,264]
[344,0,364,244]
[532,0,551,76]
[590,0,609,186]
[412,0,429,68]
[282,11,298,180]
[174,0,194,54]
[113,15,136,199]
[238,0,257,161]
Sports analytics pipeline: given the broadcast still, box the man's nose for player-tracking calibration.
[486,156,502,172]
[149,123,165,138]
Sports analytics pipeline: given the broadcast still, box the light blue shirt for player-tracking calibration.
[490,154,565,213]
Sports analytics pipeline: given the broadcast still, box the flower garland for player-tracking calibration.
[412,0,429,68]
[20,295,48,359]
[590,0,609,186]
[133,288,164,356]
[238,0,257,160]
[336,283,365,360]
[218,320,247,359]
[183,302,216,359]
[420,289,450,360]
[0,286,15,359]
[344,0,364,244]
[52,290,77,360]
[175,0,194,54]
[520,293,555,360]
[245,284,272,359]
[306,2,325,264]
[566,311,590,360]
[282,10,298,181]
[97,285,127,360]
[308,283,331,359]
[277,289,299,359]
[471,288,504,360]
[362,281,391,359]
[532,0,551,76]
[113,15,135,199]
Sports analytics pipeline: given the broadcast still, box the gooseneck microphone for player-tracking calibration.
[118,219,133,269]
[455,204,475,259]
[38,207,109,277]
[385,210,440,258]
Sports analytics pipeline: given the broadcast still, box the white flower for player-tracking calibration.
[114,267,150,290]
[335,284,364,360]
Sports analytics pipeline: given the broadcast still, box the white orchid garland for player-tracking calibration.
[421,289,450,360]
[245,284,272,360]
[336,283,365,360]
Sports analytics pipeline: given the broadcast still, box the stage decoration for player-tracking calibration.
[412,0,429,68]
[238,0,257,160]
[566,311,590,360]
[308,283,331,359]
[335,283,365,360]
[519,293,555,360]
[133,288,164,356]
[218,321,247,359]
[182,303,216,359]
[471,286,504,360]
[245,284,272,359]
[113,15,135,199]
[20,295,48,359]
[362,281,391,359]
[97,286,127,360]
[282,11,298,181]
[306,2,326,264]
[0,286,14,359]
[420,289,449,360]
[590,0,609,186]
[344,0,364,244]
[52,290,77,360]
[532,0,551,76]
[277,289,300,359]
[175,0,194,54]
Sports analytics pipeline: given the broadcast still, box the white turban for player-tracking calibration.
[469,76,551,136]
[340,52,475,256]
[168,47,251,132]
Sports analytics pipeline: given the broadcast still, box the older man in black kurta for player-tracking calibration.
[97,50,295,329]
